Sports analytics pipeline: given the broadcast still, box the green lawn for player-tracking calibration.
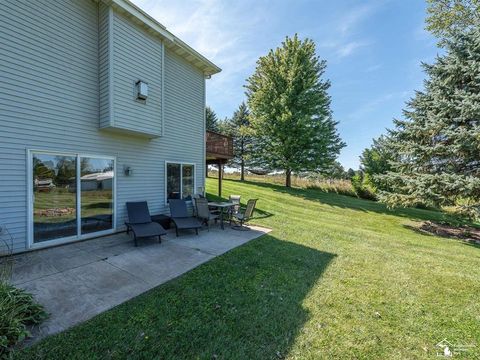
[17,179,480,359]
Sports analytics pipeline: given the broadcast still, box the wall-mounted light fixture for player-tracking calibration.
[135,80,148,101]
[124,166,133,176]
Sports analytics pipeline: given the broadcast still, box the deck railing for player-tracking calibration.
[206,130,233,159]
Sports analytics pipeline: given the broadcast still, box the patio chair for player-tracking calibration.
[169,199,203,237]
[228,195,241,216]
[195,197,219,231]
[231,199,258,230]
[192,193,205,216]
[125,202,167,246]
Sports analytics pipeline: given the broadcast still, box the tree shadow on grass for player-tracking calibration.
[18,235,335,360]
[235,179,468,225]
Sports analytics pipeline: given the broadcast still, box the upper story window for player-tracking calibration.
[166,162,195,201]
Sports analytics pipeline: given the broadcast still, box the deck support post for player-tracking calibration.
[218,161,223,197]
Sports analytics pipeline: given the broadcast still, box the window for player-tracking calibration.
[166,162,195,201]
[30,151,115,245]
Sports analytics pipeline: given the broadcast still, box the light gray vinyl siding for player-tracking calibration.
[99,7,163,138]
[164,51,205,156]
[99,2,111,129]
[111,11,163,137]
[0,0,206,253]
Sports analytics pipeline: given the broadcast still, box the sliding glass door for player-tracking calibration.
[80,157,114,235]
[31,151,115,245]
[166,162,196,201]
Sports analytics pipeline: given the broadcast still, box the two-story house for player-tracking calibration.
[0,0,221,253]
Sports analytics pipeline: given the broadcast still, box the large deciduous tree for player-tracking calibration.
[360,135,395,191]
[377,29,480,217]
[426,0,480,40]
[360,136,393,176]
[245,34,344,187]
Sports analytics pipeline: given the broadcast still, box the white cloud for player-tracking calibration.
[317,2,381,60]
[336,40,371,58]
[338,3,378,35]
[132,0,263,68]
[365,63,382,73]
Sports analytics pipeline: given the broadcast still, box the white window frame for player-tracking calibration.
[165,161,196,204]
[27,149,117,249]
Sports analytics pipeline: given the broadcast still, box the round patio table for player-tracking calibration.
[207,201,234,230]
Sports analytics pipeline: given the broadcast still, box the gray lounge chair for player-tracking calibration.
[231,199,257,230]
[169,199,202,237]
[125,201,167,246]
[195,197,219,231]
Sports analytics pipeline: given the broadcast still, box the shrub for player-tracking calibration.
[0,281,47,358]
[351,174,377,201]
[305,179,357,197]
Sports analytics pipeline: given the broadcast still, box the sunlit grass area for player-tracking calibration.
[17,178,480,359]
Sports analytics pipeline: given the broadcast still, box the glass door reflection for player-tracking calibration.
[80,157,114,235]
[33,153,77,243]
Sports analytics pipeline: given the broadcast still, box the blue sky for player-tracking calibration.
[133,0,439,170]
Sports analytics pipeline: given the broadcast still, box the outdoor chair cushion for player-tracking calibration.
[129,222,167,237]
[126,201,167,245]
[169,199,190,218]
[126,201,152,224]
[172,217,202,230]
[169,199,202,236]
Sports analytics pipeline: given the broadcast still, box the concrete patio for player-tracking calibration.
[9,225,271,341]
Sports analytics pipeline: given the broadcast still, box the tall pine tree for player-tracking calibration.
[205,106,220,132]
[377,29,480,217]
[223,102,253,181]
[245,35,344,187]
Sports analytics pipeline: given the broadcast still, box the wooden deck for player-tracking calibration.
[206,131,233,196]
[206,130,233,163]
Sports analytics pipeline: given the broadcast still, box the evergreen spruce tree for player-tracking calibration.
[377,29,480,217]
[205,106,220,132]
[223,102,253,181]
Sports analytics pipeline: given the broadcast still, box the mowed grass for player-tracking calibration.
[17,178,480,359]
